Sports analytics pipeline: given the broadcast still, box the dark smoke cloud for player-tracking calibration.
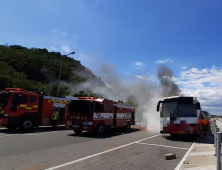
[157,65,181,97]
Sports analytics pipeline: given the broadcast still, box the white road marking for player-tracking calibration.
[45,134,161,170]
[136,142,189,150]
[174,142,195,170]
[0,134,20,138]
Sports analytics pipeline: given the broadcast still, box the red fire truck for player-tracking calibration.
[0,88,70,130]
[66,97,135,134]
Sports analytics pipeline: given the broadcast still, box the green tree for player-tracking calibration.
[126,95,138,108]
[73,89,105,98]
[0,44,106,97]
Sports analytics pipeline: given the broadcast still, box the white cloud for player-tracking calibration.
[177,65,222,88]
[136,74,148,80]
[47,29,78,54]
[72,34,78,38]
[61,31,66,37]
[180,66,187,69]
[148,75,158,82]
[154,57,173,64]
[50,46,57,51]
[61,45,70,53]
[76,53,94,62]
[124,72,130,75]
[176,65,222,115]
[134,62,144,66]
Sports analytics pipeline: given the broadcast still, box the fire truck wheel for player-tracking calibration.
[74,130,82,134]
[19,118,34,130]
[97,123,106,134]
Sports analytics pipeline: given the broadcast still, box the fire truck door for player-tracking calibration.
[53,103,66,124]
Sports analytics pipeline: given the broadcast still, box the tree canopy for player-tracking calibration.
[0,45,103,97]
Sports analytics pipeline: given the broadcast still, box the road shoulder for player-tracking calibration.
[179,134,216,170]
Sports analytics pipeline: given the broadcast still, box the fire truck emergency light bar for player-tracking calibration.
[5,88,24,91]
[78,97,97,100]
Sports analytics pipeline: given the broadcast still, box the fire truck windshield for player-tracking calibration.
[161,102,197,117]
[69,100,94,114]
[0,92,11,107]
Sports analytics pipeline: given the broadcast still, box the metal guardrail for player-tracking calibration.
[212,118,222,170]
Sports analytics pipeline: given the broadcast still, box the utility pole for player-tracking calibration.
[56,52,75,97]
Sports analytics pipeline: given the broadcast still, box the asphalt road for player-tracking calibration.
[0,126,196,170]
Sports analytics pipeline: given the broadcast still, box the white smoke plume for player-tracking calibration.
[68,62,160,132]
[69,63,180,133]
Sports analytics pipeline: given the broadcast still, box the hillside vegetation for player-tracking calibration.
[0,45,104,97]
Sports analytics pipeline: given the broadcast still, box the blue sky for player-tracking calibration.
[1,0,222,115]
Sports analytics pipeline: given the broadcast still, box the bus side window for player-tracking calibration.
[160,104,163,117]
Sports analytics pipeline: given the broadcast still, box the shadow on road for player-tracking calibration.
[162,131,213,144]
[0,126,143,138]
[163,134,197,142]
[68,128,142,139]
[0,126,67,134]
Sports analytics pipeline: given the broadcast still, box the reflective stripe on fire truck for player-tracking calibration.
[46,99,69,104]
[17,104,38,110]
[93,113,113,119]
[116,113,131,118]
[0,107,3,114]
[69,116,87,119]
[17,104,27,109]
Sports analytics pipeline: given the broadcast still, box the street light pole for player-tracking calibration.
[56,52,75,97]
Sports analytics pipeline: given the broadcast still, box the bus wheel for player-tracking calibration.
[19,118,34,130]
[74,130,82,134]
[97,124,106,134]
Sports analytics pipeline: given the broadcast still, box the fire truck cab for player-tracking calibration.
[66,97,135,134]
[0,88,70,130]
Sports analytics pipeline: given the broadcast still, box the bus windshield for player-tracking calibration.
[161,102,197,117]
[162,102,177,114]
[177,104,197,116]
[0,92,11,107]
[69,100,94,114]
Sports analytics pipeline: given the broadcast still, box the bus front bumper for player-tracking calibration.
[161,124,199,134]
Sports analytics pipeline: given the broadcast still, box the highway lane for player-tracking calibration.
[0,127,196,170]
